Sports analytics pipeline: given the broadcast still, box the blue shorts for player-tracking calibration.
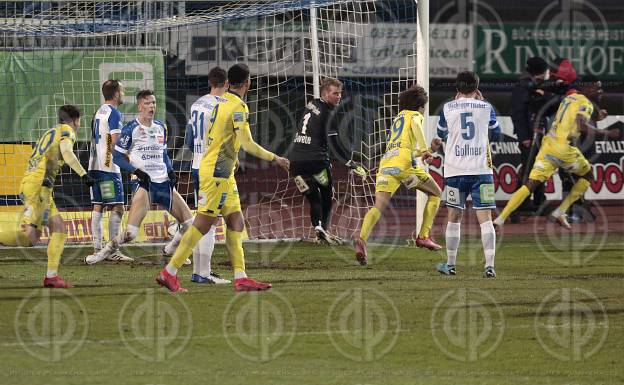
[89,170,124,205]
[133,180,173,212]
[444,174,496,210]
[191,168,200,206]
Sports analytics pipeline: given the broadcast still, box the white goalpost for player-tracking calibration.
[0,0,425,246]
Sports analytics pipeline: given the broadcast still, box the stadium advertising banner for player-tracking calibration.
[0,49,165,142]
[184,22,471,78]
[474,24,624,78]
[426,117,624,200]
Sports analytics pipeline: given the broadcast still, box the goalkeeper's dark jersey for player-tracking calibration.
[289,98,339,166]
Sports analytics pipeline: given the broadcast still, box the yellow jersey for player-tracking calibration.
[200,91,248,178]
[549,92,594,144]
[379,110,427,170]
[22,124,76,187]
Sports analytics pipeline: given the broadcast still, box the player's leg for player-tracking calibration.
[43,192,73,288]
[436,175,466,276]
[495,144,555,226]
[163,189,194,256]
[355,189,392,265]
[550,150,592,229]
[91,204,104,251]
[470,175,497,277]
[104,171,129,261]
[89,170,104,251]
[0,184,44,246]
[411,170,442,250]
[436,207,463,276]
[476,209,496,278]
[86,185,149,264]
[192,226,226,284]
[157,176,226,292]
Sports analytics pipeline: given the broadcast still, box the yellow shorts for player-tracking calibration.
[197,174,240,217]
[529,136,591,182]
[375,165,431,195]
[19,183,58,228]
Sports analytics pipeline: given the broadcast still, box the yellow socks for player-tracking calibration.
[558,178,590,213]
[225,229,246,275]
[47,232,66,274]
[418,195,441,238]
[360,207,381,241]
[0,230,32,246]
[168,225,203,271]
[499,185,531,220]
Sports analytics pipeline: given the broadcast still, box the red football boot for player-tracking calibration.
[43,276,74,288]
[234,277,272,292]
[415,236,443,251]
[354,238,368,266]
[156,269,188,293]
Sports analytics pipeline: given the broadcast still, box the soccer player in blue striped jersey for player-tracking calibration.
[87,80,133,263]
[435,71,501,278]
[85,90,195,265]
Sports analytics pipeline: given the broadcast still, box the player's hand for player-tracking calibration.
[133,169,150,184]
[345,160,366,178]
[607,128,620,139]
[597,109,608,121]
[273,156,290,173]
[430,138,443,152]
[402,174,421,189]
[82,174,96,187]
[474,89,484,100]
[168,170,178,188]
[421,151,434,165]
[522,139,532,148]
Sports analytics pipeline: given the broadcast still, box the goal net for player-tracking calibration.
[0,0,420,246]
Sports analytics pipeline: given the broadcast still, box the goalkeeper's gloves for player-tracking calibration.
[133,169,150,184]
[345,160,367,178]
[168,170,178,188]
[81,174,96,187]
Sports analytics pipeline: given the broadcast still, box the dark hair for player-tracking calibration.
[526,56,549,76]
[456,71,479,94]
[320,77,343,94]
[398,84,428,111]
[58,104,81,123]
[228,63,250,87]
[208,66,227,88]
[102,79,123,100]
[136,89,154,102]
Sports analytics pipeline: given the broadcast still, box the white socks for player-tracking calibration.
[91,211,103,250]
[445,222,461,266]
[193,226,216,277]
[45,269,57,278]
[480,220,496,268]
[164,218,194,255]
[109,210,123,243]
[234,271,247,280]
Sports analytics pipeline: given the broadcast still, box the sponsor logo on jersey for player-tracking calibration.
[233,112,246,122]
[119,136,130,147]
[381,167,401,175]
[293,132,312,144]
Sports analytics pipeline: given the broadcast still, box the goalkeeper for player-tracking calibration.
[289,77,365,245]
[354,84,443,265]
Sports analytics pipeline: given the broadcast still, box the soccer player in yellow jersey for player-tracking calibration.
[494,77,604,229]
[156,64,289,292]
[0,105,94,288]
[354,84,443,265]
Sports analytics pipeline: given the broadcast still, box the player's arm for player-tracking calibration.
[184,121,194,152]
[411,114,430,157]
[233,104,289,172]
[436,109,448,141]
[327,115,366,177]
[488,104,501,141]
[59,133,87,177]
[576,100,595,136]
[109,109,122,150]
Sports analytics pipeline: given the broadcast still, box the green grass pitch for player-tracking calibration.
[0,234,623,385]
